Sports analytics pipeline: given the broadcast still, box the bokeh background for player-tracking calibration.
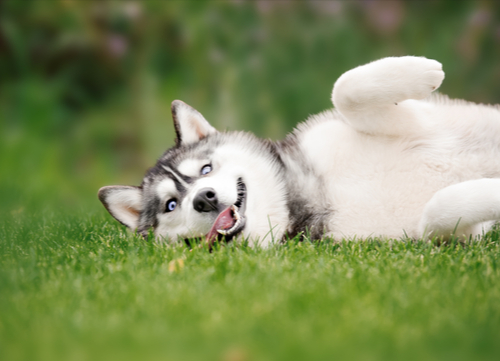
[1,0,500,215]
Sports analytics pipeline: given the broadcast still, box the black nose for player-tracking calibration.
[193,188,218,213]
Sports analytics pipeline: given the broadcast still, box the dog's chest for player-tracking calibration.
[298,120,461,238]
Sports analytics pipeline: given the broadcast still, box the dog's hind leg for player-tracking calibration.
[332,56,444,136]
[418,178,500,240]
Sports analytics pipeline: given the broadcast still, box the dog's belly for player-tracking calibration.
[298,114,500,240]
[326,173,443,239]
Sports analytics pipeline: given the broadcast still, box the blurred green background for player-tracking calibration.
[1,0,500,214]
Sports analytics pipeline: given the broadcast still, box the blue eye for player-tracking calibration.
[166,199,177,212]
[201,164,212,175]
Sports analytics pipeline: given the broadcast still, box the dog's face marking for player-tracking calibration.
[161,165,191,189]
[177,158,209,178]
[147,150,246,242]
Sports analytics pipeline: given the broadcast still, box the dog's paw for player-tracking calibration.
[332,56,445,114]
[396,56,444,99]
[380,56,445,100]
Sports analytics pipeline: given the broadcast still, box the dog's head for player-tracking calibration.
[99,101,289,246]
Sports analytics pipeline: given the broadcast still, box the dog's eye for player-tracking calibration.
[201,164,212,176]
[166,199,177,212]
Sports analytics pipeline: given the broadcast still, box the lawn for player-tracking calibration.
[2,1,500,360]
[1,210,499,361]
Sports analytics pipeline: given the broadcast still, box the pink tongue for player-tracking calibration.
[206,206,235,242]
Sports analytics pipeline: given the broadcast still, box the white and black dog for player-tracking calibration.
[99,56,500,247]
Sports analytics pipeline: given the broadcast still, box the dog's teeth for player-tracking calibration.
[217,206,242,236]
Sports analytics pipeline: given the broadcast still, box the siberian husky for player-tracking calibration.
[99,56,500,247]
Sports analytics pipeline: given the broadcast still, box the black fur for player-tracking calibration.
[276,135,333,240]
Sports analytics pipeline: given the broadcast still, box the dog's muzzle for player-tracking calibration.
[196,178,247,246]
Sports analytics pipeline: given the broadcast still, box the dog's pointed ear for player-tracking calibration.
[171,100,217,146]
[98,186,142,230]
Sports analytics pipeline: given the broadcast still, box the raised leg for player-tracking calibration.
[332,56,444,136]
[418,179,500,240]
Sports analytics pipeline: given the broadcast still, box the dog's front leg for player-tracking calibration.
[418,178,500,240]
[332,56,444,136]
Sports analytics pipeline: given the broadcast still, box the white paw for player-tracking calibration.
[332,56,446,113]
[378,56,445,100]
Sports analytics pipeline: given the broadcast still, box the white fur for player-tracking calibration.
[100,56,500,245]
[300,56,500,240]
[177,159,209,178]
[418,179,500,239]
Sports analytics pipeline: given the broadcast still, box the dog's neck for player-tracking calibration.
[273,138,333,240]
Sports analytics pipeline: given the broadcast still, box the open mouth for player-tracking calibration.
[206,178,247,245]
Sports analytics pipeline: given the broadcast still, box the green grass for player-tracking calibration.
[1,211,500,361]
[2,2,500,360]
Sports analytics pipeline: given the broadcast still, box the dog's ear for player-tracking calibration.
[98,186,142,230]
[171,100,217,146]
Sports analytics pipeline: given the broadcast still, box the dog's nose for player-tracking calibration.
[193,188,218,213]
